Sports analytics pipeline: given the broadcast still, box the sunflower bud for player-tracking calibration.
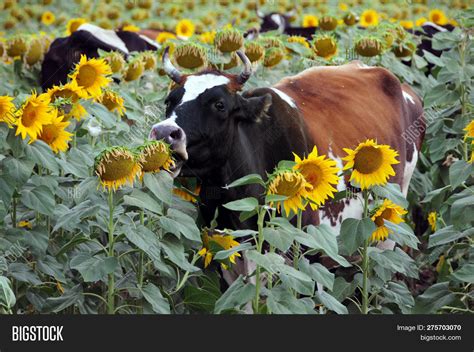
[392,41,416,57]
[139,51,157,70]
[173,43,207,69]
[313,35,338,59]
[24,38,43,66]
[215,28,244,53]
[263,47,284,68]
[343,12,358,26]
[244,41,265,62]
[124,60,144,81]
[354,37,384,57]
[319,16,338,30]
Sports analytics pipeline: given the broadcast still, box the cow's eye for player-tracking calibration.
[214,101,225,112]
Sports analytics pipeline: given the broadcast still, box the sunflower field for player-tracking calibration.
[0,0,473,316]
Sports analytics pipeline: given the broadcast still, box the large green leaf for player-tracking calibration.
[314,290,348,314]
[70,254,118,282]
[299,258,334,291]
[3,157,34,187]
[381,281,415,312]
[368,247,418,279]
[122,224,161,262]
[0,276,16,311]
[266,287,315,314]
[411,282,455,314]
[223,197,259,212]
[450,263,474,284]
[224,174,265,188]
[184,274,221,312]
[123,189,163,214]
[449,160,472,189]
[42,284,84,313]
[140,283,170,314]
[372,183,408,208]
[338,218,376,256]
[262,227,294,252]
[428,226,474,248]
[144,172,173,205]
[159,208,200,242]
[26,140,59,173]
[385,221,420,250]
[20,185,55,216]
[214,276,255,313]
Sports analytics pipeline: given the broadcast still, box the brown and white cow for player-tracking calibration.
[150,49,424,233]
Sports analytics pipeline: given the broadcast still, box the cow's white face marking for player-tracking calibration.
[328,150,345,192]
[179,74,230,107]
[271,14,286,32]
[403,90,415,105]
[77,23,129,54]
[270,88,296,108]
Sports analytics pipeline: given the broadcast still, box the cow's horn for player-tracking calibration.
[236,50,252,85]
[162,46,182,84]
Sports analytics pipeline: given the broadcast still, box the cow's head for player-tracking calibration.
[256,8,295,33]
[149,48,272,177]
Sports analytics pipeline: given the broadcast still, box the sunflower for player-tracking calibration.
[429,9,448,25]
[360,9,379,27]
[95,146,143,191]
[18,220,33,229]
[122,24,140,32]
[69,55,112,98]
[370,199,407,242]
[428,211,437,232]
[98,90,125,116]
[47,81,87,120]
[293,146,340,209]
[342,139,399,190]
[267,169,313,215]
[0,95,15,127]
[215,28,244,53]
[176,19,195,39]
[198,230,241,269]
[137,140,174,173]
[302,14,318,27]
[339,3,349,11]
[173,184,201,203]
[313,35,338,60]
[400,20,414,30]
[464,120,474,139]
[198,31,215,45]
[41,11,55,26]
[66,18,87,35]
[288,36,310,49]
[37,110,73,153]
[156,31,176,44]
[124,59,145,81]
[15,92,54,141]
[415,17,428,27]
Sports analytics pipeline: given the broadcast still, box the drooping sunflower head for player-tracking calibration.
[138,51,157,71]
[244,41,265,63]
[343,12,358,26]
[137,140,174,173]
[319,15,338,31]
[360,9,379,27]
[24,37,44,66]
[342,139,399,190]
[355,37,384,57]
[69,55,112,98]
[104,52,126,73]
[94,146,143,191]
[214,28,244,53]
[263,47,285,68]
[5,36,27,58]
[15,92,54,141]
[198,229,241,269]
[293,146,340,209]
[370,199,407,242]
[66,17,87,35]
[267,169,313,215]
[37,109,73,154]
[123,58,144,81]
[313,34,338,60]
[0,95,15,127]
[175,19,195,39]
[428,9,447,25]
[427,211,437,232]
[41,11,55,26]
[302,14,318,27]
[98,90,125,116]
[173,42,207,70]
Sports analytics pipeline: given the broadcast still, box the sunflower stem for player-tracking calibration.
[106,189,115,315]
[11,196,17,228]
[253,208,265,314]
[294,209,302,270]
[361,189,370,315]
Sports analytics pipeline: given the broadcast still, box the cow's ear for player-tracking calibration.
[237,93,272,123]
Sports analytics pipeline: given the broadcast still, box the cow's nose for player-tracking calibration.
[151,124,185,145]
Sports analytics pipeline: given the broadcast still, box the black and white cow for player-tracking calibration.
[40,23,159,90]
[251,9,317,40]
[150,48,424,234]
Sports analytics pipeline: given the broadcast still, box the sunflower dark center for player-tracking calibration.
[353,146,383,174]
[76,65,97,88]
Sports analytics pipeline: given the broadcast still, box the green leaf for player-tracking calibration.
[53,201,100,232]
[305,225,351,267]
[368,247,418,279]
[450,194,474,227]
[42,284,84,313]
[70,254,118,282]
[122,224,161,262]
[262,227,294,252]
[449,160,472,189]
[315,290,348,314]
[339,218,376,256]
[411,282,455,314]
[144,172,173,205]
[161,236,199,272]
[22,227,49,258]
[299,258,335,290]
[224,174,265,188]
[381,281,415,311]
[8,263,42,285]
[3,157,34,187]
[57,147,93,178]
[422,49,445,67]
[159,208,200,242]
[140,283,170,314]
[20,185,56,216]
[223,197,259,212]
[428,226,474,248]
[26,140,59,173]
[450,263,474,284]
[214,276,255,313]
[385,221,420,250]
[214,242,253,260]
[371,183,408,208]
[184,274,221,312]
[266,287,315,314]
[0,276,16,311]
[123,189,163,214]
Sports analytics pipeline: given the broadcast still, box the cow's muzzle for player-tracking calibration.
[149,123,188,177]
